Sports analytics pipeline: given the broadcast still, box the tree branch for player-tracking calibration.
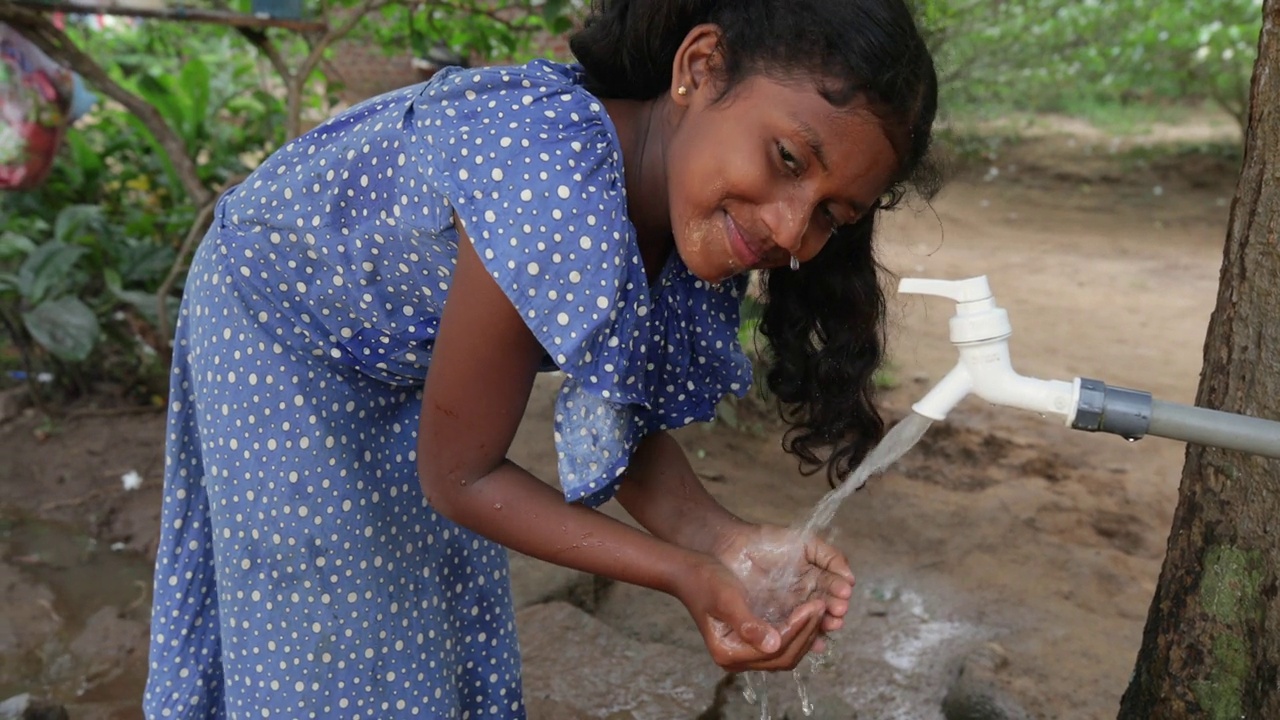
[238,26,292,82]
[281,0,388,136]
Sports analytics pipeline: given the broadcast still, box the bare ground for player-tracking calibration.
[0,116,1244,719]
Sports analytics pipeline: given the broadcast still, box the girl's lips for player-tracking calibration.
[725,213,763,268]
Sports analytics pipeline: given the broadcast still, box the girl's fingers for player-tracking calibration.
[723,599,825,672]
[820,614,844,633]
[819,571,854,601]
[768,601,825,669]
[806,538,855,584]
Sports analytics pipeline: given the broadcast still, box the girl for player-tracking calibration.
[144,0,938,717]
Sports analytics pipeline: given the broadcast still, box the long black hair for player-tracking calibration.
[571,0,939,486]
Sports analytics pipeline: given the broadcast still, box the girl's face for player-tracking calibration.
[665,74,900,284]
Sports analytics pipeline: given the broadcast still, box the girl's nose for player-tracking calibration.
[758,197,811,254]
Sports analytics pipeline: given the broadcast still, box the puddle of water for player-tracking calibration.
[833,584,984,720]
[881,591,970,673]
[0,508,153,703]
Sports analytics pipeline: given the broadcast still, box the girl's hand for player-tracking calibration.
[713,524,856,654]
[675,555,828,672]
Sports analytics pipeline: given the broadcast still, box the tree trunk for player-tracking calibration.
[1119,3,1280,718]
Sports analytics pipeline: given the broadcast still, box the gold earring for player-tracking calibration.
[676,85,688,96]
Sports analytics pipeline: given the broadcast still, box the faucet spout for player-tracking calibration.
[962,342,1076,419]
[909,343,1076,423]
[911,363,972,421]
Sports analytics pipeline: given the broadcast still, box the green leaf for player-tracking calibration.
[180,58,212,137]
[54,204,105,245]
[120,112,182,199]
[112,287,164,327]
[64,130,103,177]
[0,232,37,261]
[136,73,184,128]
[22,296,101,361]
[550,16,573,35]
[17,243,89,306]
[542,0,568,23]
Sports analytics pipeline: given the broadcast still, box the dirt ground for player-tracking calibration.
[0,113,1244,719]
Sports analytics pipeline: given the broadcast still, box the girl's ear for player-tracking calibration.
[670,23,724,106]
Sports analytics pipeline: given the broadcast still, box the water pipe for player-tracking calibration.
[898,276,1280,460]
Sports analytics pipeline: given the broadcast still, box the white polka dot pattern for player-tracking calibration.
[144,60,751,719]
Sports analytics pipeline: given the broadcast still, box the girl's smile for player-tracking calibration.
[724,211,766,269]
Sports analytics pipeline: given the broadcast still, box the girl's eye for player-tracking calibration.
[777,143,802,176]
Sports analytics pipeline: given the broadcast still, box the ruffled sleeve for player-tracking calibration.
[405,61,656,505]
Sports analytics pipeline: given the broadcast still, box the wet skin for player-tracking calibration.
[420,24,900,672]
[605,24,900,285]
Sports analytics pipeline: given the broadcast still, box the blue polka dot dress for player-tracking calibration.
[144,60,752,719]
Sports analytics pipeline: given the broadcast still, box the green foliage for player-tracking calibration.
[1,211,100,363]
[0,201,175,389]
[2,0,576,398]
[918,0,1263,128]
[364,0,577,65]
[5,22,286,243]
[75,21,287,190]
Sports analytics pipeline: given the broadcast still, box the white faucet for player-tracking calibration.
[897,276,1078,424]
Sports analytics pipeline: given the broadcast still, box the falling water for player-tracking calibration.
[800,412,935,536]
[735,413,935,718]
[792,667,813,716]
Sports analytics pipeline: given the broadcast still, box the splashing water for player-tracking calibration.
[734,413,934,718]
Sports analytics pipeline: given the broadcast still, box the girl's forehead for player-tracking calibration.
[729,76,887,141]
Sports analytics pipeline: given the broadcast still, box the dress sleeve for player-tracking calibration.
[405,63,654,506]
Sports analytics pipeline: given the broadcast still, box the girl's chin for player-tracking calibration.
[685,256,740,285]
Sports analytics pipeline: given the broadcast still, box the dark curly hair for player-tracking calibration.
[571,0,940,486]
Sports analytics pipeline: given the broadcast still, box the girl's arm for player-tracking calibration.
[615,430,751,555]
[417,221,823,671]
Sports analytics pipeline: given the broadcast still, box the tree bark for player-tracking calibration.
[1119,2,1280,718]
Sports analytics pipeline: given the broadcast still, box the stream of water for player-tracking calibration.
[736,413,935,717]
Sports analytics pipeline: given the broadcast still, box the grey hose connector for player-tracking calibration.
[1149,400,1280,460]
[1071,378,1280,459]
[1071,378,1153,439]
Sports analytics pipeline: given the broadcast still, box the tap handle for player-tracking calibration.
[898,275,1011,343]
[897,276,994,304]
